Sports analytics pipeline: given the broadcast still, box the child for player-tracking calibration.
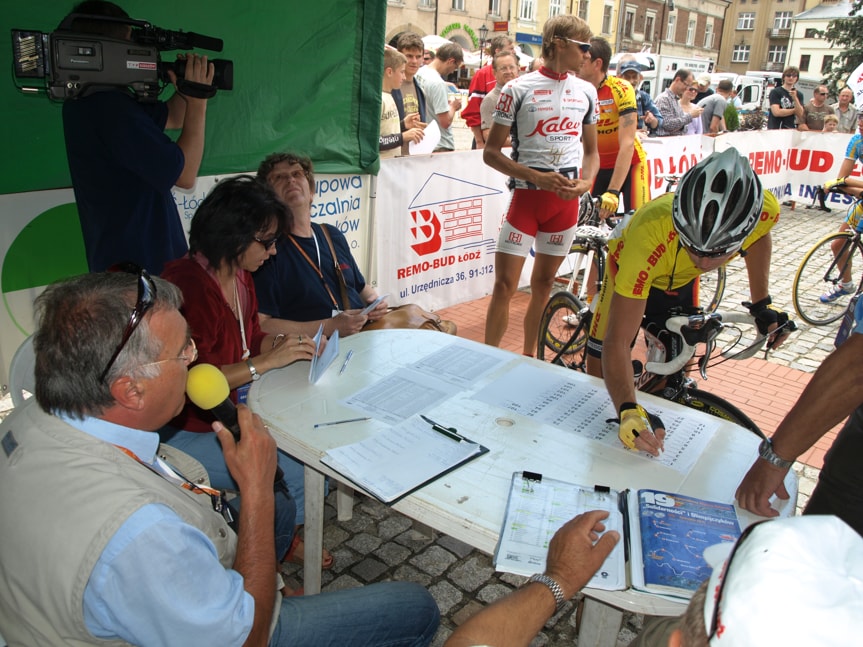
[381,47,424,159]
[824,114,839,132]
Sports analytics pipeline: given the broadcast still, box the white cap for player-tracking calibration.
[697,74,712,86]
[703,516,863,646]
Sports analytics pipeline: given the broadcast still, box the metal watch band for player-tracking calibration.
[246,358,260,381]
[758,438,793,469]
[528,573,566,612]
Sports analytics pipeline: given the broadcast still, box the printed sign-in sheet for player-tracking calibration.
[494,473,625,590]
[473,364,717,474]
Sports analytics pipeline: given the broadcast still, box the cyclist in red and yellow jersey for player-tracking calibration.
[585,149,792,456]
[577,37,650,219]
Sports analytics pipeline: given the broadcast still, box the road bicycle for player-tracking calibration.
[540,191,726,362]
[792,189,863,326]
[537,304,798,436]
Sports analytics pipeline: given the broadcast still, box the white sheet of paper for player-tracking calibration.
[321,416,484,503]
[473,364,717,474]
[409,120,441,156]
[309,325,340,384]
[407,342,507,387]
[341,367,460,424]
[361,293,390,315]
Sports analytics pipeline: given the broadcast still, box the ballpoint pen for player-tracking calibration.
[339,349,355,375]
[420,414,463,442]
[314,416,371,428]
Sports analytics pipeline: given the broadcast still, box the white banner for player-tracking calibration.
[373,150,518,310]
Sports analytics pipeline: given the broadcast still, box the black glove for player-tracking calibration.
[744,296,795,346]
[614,402,665,450]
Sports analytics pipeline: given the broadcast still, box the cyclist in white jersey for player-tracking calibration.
[483,14,599,356]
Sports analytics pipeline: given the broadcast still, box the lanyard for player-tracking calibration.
[114,445,235,526]
[287,230,342,310]
[233,278,250,360]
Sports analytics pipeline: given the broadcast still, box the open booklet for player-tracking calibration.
[494,472,741,598]
[320,415,489,504]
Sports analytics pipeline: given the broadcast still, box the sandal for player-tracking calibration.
[285,534,334,570]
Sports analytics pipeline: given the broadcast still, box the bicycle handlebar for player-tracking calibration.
[644,312,760,375]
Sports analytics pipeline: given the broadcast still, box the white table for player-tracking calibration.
[249,329,797,647]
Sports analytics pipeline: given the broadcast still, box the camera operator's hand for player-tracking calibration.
[170,53,215,100]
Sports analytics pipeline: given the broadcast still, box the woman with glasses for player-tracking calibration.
[161,175,329,573]
[680,84,703,136]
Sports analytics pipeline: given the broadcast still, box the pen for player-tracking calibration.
[314,416,371,428]
[420,414,463,442]
[338,349,355,375]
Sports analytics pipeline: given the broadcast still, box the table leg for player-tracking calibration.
[303,465,326,595]
[336,481,354,521]
[578,597,623,647]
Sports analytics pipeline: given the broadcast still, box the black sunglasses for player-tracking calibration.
[254,234,280,250]
[99,268,157,383]
[685,242,742,259]
[706,521,766,640]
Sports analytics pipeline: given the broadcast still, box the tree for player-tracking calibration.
[822,1,863,92]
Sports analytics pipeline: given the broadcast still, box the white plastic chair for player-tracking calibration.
[9,335,35,407]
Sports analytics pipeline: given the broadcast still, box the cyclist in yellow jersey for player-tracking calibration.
[585,149,793,456]
[578,37,650,219]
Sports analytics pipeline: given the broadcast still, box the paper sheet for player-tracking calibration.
[408,342,507,387]
[309,325,340,384]
[473,364,717,474]
[321,416,486,503]
[341,367,461,424]
[409,120,441,155]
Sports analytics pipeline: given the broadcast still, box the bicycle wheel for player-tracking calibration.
[670,388,765,439]
[792,232,863,326]
[537,291,589,370]
[559,243,605,302]
[699,266,726,313]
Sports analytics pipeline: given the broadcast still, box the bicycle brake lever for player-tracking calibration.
[699,339,715,379]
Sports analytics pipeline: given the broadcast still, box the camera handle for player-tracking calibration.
[177,79,217,99]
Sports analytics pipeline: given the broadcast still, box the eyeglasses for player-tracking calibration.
[254,234,280,250]
[141,338,198,370]
[686,86,699,92]
[706,521,765,640]
[783,73,798,78]
[556,36,591,53]
[816,91,828,96]
[685,242,741,259]
[100,268,156,383]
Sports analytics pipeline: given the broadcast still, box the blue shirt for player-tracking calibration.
[62,416,255,645]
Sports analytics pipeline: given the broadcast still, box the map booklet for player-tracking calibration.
[494,473,741,598]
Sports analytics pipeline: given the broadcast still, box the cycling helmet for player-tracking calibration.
[672,148,763,256]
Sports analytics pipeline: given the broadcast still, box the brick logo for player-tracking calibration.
[410,209,442,256]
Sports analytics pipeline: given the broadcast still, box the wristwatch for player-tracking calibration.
[758,438,793,470]
[528,573,566,612]
[246,358,261,381]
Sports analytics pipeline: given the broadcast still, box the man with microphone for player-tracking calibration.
[0,271,440,645]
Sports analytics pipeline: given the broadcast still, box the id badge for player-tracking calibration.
[236,382,251,405]
[331,309,341,317]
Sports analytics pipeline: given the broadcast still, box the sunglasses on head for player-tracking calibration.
[100,267,156,383]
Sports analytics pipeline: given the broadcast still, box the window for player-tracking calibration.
[804,28,819,38]
[737,12,755,30]
[519,0,535,21]
[602,4,613,34]
[686,19,696,45]
[767,45,787,64]
[645,14,655,41]
[489,0,500,15]
[452,0,464,10]
[624,9,636,37]
[666,14,676,42]
[704,22,714,48]
[549,0,562,16]
[419,0,434,5]
[821,55,834,74]
[578,0,589,21]
[799,54,810,72]
[732,44,750,63]
[773,12,792,30]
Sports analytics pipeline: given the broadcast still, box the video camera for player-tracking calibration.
[11,13,233,101]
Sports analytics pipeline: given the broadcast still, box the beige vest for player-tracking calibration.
[0,402,238,646]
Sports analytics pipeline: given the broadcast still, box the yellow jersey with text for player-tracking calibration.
[595,75,645,169]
